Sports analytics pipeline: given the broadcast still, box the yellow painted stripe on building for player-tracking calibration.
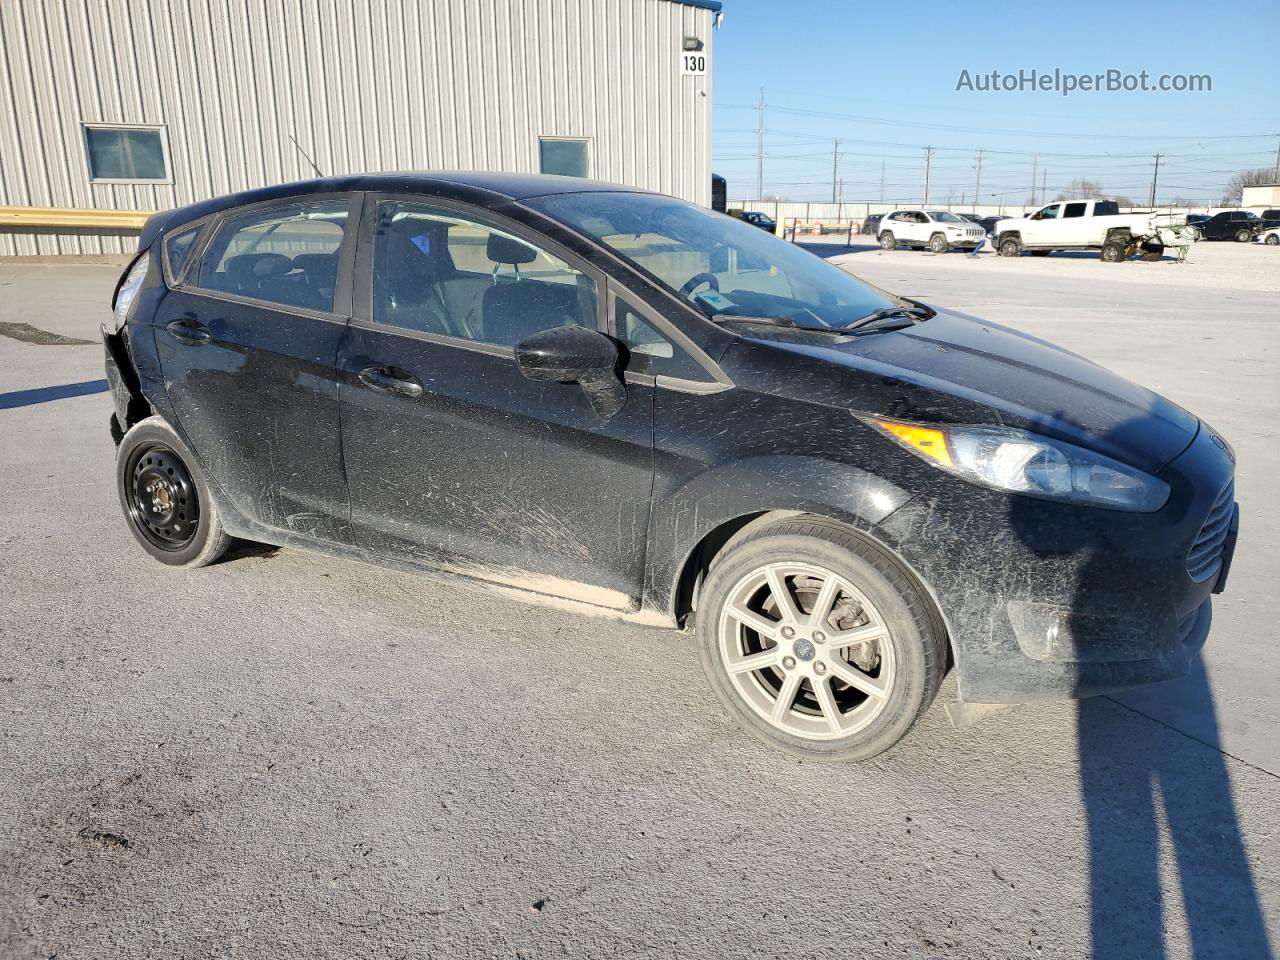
[0,206,153,229]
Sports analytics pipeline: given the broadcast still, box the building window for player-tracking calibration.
[83,124,169,182]
[539,138,589,178]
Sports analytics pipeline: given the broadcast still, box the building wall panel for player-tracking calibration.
[0,0,715,256]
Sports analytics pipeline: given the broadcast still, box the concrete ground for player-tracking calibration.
[1,246,1276,959]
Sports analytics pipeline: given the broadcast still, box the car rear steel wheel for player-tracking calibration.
[1235,228,1252,243]
[116,416,231,567]
[125,444,199,551]
[718,562,894,740]
[879,231,896,250]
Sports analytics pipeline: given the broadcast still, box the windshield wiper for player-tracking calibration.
[712,314,797,328]
[845,303,934,331]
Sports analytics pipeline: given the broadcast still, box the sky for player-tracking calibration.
[709,0,1280,206]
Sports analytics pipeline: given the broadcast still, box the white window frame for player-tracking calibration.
[81,122,173,184]
[538,136,592,178]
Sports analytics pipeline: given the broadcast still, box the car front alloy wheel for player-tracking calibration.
[697,518,945,761]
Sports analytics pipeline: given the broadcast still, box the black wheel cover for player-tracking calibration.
[124,443,200,551]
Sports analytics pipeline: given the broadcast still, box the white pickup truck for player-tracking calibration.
[993,199,1176,262]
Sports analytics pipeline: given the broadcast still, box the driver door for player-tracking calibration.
[337,196,656,607]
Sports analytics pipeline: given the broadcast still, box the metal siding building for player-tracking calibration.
[0,0,717,256]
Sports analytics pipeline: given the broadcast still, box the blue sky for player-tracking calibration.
[710,0,1280,205]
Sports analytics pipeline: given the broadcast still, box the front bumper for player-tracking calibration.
[876,423,1237,704]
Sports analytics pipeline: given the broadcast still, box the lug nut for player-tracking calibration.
[781,626,795,639]
[782,656,796,670]
[813,631,826,643]
[814,662,828,676]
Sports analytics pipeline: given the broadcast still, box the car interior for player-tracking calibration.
[374,212,594,346]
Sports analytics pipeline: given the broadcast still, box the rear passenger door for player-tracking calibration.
[337,196,655,607]
[151,194,359,544]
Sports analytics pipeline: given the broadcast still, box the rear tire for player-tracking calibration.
[1235,228,1252,243]
[116,416,231,567]
[696,518,945,762]
[879,231,896,251]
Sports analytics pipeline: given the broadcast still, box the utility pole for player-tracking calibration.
[1030,154,1038,205]
[755,87,764,202]
[879,161,885,203]
[1041,167,1047,205]
[1149,153,1161,207]
[838,178,844,204]
[923,146,933,205]
[1273,134,1280,178]
[831,139,840,203]
[974,149,983,209]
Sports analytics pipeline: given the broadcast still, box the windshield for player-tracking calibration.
[527,192,898,327]
[929,211,965,223]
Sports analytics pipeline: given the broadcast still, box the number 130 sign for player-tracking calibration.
[681,50,708,75]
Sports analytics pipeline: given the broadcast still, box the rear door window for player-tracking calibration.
[1063,203,1087,218]
[1093,201,1119,215]
[196,198,350,312]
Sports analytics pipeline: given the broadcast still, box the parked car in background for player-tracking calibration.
[860,213,882,236]
[994,199,1177,261]
[740,211,777,234]
[103,173,1238,762]
[976,215,1007,236]
[1257,209,1280,231]
[1196,210,1263,242]
[1184,214,1210,226]
[877,209,986,252]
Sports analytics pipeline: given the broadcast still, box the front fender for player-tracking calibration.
[642,454,913,616]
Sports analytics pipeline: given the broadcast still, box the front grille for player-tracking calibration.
[1187,479,1235,582]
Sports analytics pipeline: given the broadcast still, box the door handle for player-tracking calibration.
[358,365,425,398]
[165,318,211,345]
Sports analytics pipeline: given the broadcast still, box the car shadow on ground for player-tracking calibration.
[1006,409,1272,958]
[0,379,109,410]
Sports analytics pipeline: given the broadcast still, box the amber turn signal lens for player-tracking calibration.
[872,418,954,467]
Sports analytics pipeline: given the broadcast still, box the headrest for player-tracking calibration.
[225,252,293,280]
[486,233,539,266]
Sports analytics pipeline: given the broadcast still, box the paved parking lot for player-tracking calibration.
[2,246,1277,959]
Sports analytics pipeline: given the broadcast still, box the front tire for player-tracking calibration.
[116,417,231,567]
[997,236,1021,257]
[696,518,946,762]
[928,233,948,254]
[1267,233,1280,246]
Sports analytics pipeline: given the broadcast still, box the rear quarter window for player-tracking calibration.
[163,224,203,281]
[1093,201,1119,216]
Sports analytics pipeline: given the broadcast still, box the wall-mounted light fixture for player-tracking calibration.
[682,36,704,51]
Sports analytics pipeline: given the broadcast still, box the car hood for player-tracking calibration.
[728,308,1199,474]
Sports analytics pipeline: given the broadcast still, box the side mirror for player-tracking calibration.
[515,325,626,418]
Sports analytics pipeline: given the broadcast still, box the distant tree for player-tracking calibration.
[1220,168,1274,205]
[1110,195,1135,208]
[761,193,785,203]
[1054,178,1105,201]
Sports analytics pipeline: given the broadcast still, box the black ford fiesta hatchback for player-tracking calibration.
[104,173,1239,761]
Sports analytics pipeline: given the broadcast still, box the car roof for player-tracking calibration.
[140,171,653,247]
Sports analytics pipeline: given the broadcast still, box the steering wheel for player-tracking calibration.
[679,272,720,298]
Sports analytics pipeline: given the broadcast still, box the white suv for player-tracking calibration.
[878,210,986,253]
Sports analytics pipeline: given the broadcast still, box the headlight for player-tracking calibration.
[109,252,150,333]
[867,416,1170,512]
